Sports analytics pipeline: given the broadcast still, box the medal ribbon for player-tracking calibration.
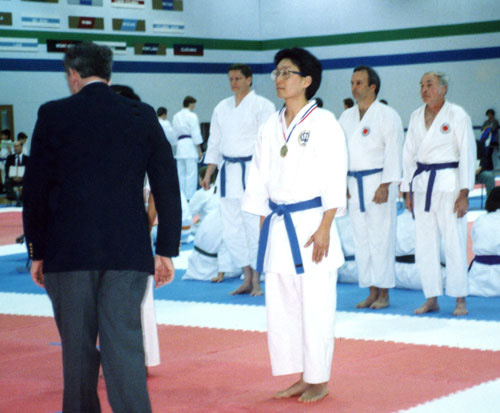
[279,102,318,147]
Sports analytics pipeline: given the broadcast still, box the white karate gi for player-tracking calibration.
[173,108,203,200]
[468,210,500,296]
[395,209,423,290]
[205,90,275,269]
[402,101,476,298]
[336,214,358,284]
[339,101,403,289]
[242,102,347,384]
[159,118,175,154]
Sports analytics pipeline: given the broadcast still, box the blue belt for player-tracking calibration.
[178,134,191,140]
[347,168,383,212]
[256,196,322,275]
[410,161,459,217]
[220,155,252,198]
[468,254,500,271]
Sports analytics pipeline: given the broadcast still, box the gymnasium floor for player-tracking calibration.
[1,183,500,412]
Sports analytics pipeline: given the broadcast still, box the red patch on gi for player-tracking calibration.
[362,127,370,136]
[441,123,450,133]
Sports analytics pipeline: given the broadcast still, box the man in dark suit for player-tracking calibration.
[5,140,28,205]
[22,42,181,413]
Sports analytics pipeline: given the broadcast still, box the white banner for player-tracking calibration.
[111,0,145,8]
[152,21,185,34]
[22,16,61,28]
[95,41,127,55]
[0,37,38,52]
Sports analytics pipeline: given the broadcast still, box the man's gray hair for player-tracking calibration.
[423,71,448,90]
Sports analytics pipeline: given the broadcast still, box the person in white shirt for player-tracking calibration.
[243,47,346,403]
[468,187,500,296]
[402,71,476,316]
[202,64,275,296]
[339,66,403,309]
[173,96,203,200]
[157,107,175,151]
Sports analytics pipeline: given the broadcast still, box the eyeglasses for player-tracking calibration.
[271,68,304,81]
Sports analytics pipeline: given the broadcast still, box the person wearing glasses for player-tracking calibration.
[202,64,275,296]
[338,66,403,310]
[242,48,347,403]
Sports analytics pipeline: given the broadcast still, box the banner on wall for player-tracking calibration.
[46,39,81,53]
[22,16,61,28]
[173,44,203,56]
[0,12,12,26]
[111,0,144,8]
[112,18,145,32]
[134,43,166,55]
[67,0,103,6]
[0,37,38,52]
[152,0,183,11]
[152,21,184,34]
[95,41,127,55]
[22,0,58,3]
[68,16,104,30]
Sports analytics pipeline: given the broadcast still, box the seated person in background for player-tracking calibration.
[17,132,29,155]
[477,109,498,197]
[183,167,241,281]
[335,213,358,284]
[0,129,13,193]
[468,187,500,296]
[343,98,354,110]
[5,141,29,205]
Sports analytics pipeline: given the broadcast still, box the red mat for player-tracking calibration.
[2,315,500,412]
[0,211,22,246]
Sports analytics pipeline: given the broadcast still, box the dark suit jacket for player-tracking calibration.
[23,82,181,273]
[5,153,29,179]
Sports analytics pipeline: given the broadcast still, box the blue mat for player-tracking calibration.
[3,251,500,321]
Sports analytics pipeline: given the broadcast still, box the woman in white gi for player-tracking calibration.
[468,187,500,296]
[242,48,347,403]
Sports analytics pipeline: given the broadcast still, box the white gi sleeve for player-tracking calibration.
[456,111,477,191]
[205,106,223,165]
[401,114,418,192]
[381,109,403,184]
[318,114,347,211]
[190,112,203,146]
[241,126,271,217]
[256,98,276,126]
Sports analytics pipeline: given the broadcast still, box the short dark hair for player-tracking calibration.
[157,107,167,117]
[343,98,354,108]
[274,47,322,100]
[1,129,11,139]
[485,187,500,213]
[63,41,113,81]
[17,132,28,141]
[183,96,196,108]
[228,63,252,79]
[486,108,495,117]
[109,84,141,101]
[353,65,381,96]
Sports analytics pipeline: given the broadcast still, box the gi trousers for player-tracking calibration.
[266,270,337,384]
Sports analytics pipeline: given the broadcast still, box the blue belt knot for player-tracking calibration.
[347,168,383,212]
[220,155,252,198]
[256,196,322,275]
[409,161,459,218]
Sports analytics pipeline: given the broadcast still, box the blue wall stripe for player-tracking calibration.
[1,46,499,74]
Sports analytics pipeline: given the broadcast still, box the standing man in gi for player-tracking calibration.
[157,106,175,151]
[202,64,275,296]
[402,71,476,316]
[23,42,181,412]
[339,66,403,309]
[173,95,203,200]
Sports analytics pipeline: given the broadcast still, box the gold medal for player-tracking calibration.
[280,145,288,157]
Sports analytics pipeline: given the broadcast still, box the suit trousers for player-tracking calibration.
[45,270,151,413]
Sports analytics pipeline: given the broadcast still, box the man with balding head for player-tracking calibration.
[402,72,476,316]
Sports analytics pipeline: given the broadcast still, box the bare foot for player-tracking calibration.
[356,287,379,308]
[250,287,263,296]
[370,296,389,309]
[274,379,309,399]
[453,297,468,316]
[298,383,329,403]
[210,272,224,283]
[229,282,252,295]
[414,298,439,314]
